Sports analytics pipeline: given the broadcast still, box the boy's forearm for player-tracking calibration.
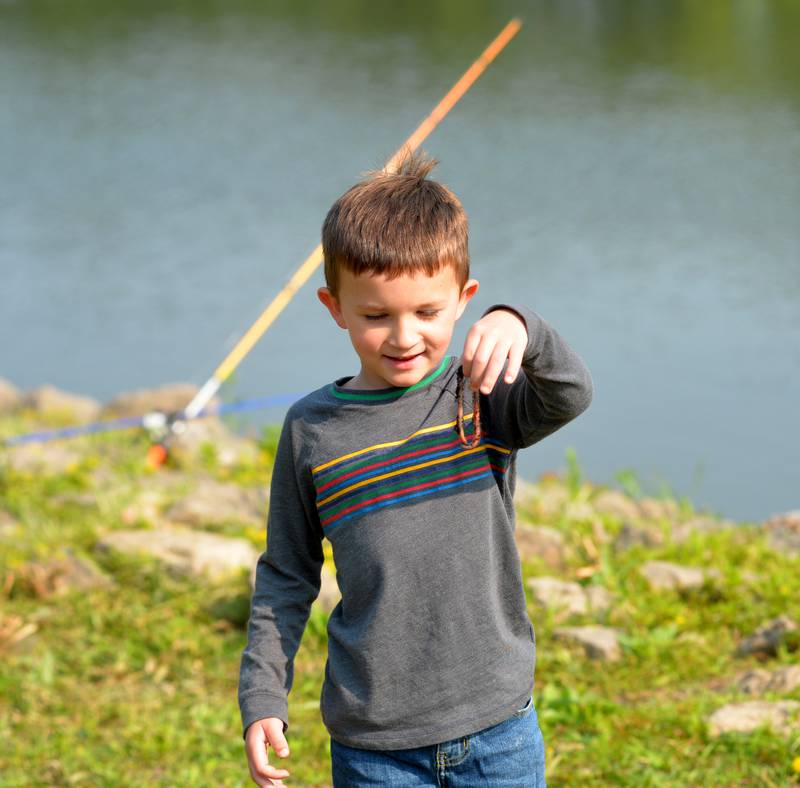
[238,407,324,740]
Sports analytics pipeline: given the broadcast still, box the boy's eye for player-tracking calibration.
[418,310,440,319]
[364,314,387,321]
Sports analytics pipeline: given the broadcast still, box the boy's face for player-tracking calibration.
[318,266,479,390]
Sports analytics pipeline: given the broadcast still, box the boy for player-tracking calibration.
[239,152,593,786]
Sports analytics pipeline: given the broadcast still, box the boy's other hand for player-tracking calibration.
[461,308,528,395]
[245,717,291,786]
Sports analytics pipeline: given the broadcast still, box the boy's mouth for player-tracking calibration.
[384,352,424,367]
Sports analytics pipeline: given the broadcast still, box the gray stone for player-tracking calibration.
[175,417,259,467]
[766,665,800,694]
[764,511,800,557]
[0,377,22,413]
[738,665,800,696]
[735,616,799,658]
[120,472,193,525]
[735,669,773,695]
[613,522,664,552]
[23,551,114,597]
[563,500,597,523]
[22,385,101,424]
[96,526,258,580]
[519,482,569,520]
[101,383,220,419]
[672,516,737,544]
[585,585,613,614]
[707,700,799,738]
[528,577,587,616]
[639,497,680,521]
[553,625,622,661]
[166,478,267,527]
[516,523,567,568]
[639,560,707,592]
[591,489,640,522]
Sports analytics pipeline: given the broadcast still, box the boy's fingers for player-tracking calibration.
[466,333,498,391]
[478,343,513,394]
[266,723,290,759]
[460,328,483,377]
[504,342,524,384]
[246,721,291,786]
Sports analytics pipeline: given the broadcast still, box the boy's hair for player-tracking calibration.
[321,150,469,295]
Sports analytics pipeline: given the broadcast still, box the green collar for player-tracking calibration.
[329,356,452,402]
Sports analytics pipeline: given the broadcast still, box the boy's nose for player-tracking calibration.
[388,317,418,349]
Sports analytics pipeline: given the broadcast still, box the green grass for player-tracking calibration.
[1,417,799,786]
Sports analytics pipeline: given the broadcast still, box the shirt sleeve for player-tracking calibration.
[478,304,594,450]
[238,405,324,740]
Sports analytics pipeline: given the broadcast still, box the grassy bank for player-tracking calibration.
[1,412,798,786]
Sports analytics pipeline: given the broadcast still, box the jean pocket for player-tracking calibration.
[512,695,534,718]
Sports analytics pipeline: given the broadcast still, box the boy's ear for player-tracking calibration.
[455,278,480,320]
[317,287,347,329]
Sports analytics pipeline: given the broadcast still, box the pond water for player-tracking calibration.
[2,0,798,522]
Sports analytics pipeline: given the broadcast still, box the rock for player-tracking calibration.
[516,523,567,568]
[672,516,737,544]
[739,665,800,696]
[553,625,622,661]
[766,665,800,694]
[707,700,799,737]
[312,564,341,614]
[528,577,587,616]
[120,472,193,525]
[735,616,799,658]
[174,418,259,467]
[735,669,773,695]
[96,526,258,580]
[3,442,83,475]
[564,500,597,523]
[613,522,664,552]
[639,497,680,521]
[585,585,613,614]
[101,383,219,419]
[639,560,707,592]
[122,491,168,526]
[0,377,22,413]
[520,481,569,520]
[764,511,800,557]
[14,551,115,598]
[22,385,101,423]
[166,478,267,528]
[591,489,640,522]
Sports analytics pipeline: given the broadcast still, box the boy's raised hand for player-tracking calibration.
[461,308,528,395]
[245,717,291,786]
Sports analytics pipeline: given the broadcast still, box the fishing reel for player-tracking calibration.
[142,410,188,468]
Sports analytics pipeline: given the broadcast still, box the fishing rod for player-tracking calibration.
[2,21,521,459]
[2,392,304,449]
[159,19,522,466]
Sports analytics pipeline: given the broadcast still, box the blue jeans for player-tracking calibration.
[330,695,547,787]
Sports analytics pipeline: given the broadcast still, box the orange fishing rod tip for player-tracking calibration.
[146,443,168,469]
